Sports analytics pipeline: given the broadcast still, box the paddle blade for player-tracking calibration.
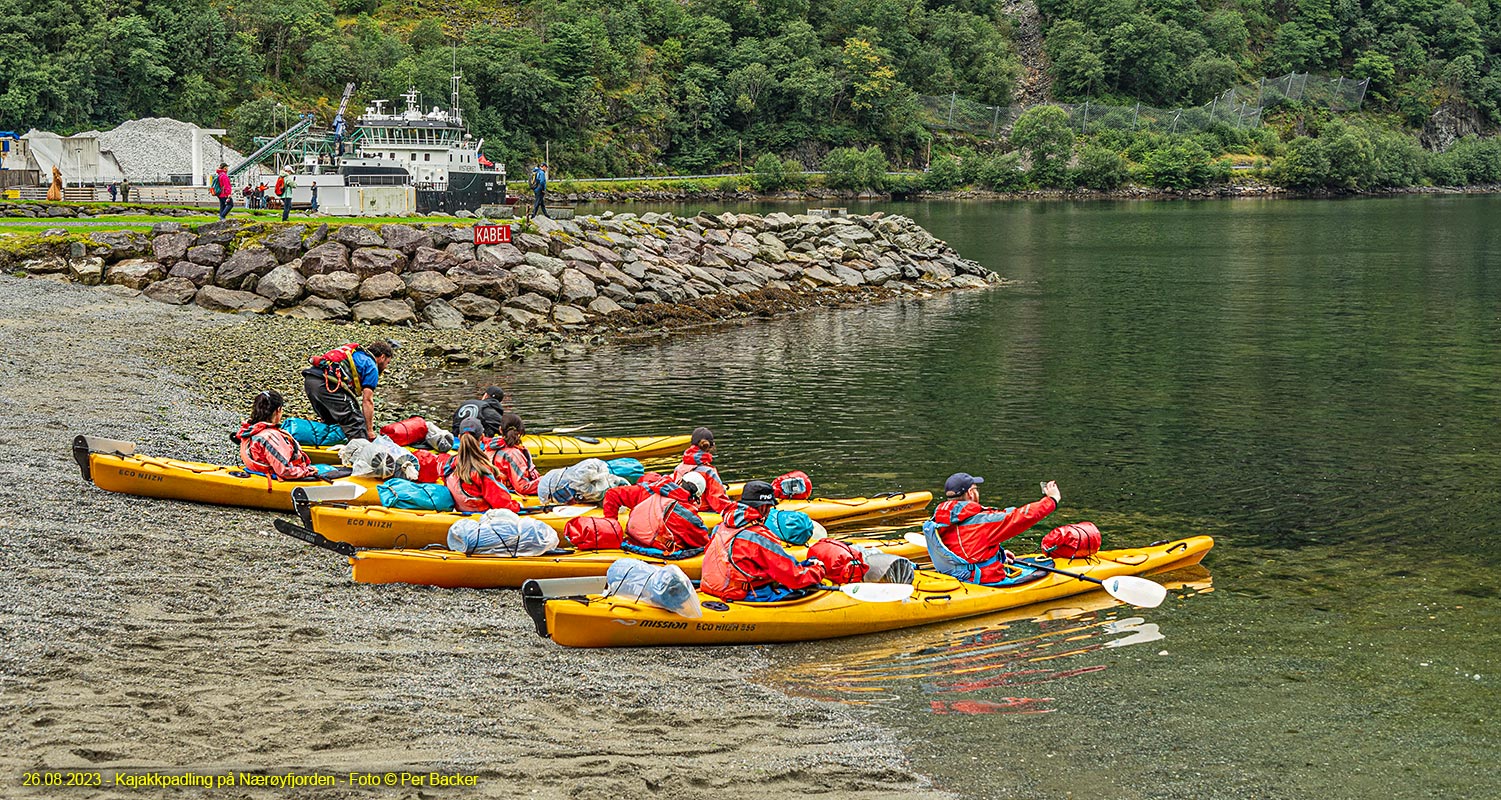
[299,482,368,503]
[838,582,915,603]
[903,531,927,548]
[547,424,593,434]
[1100,575,1168,608]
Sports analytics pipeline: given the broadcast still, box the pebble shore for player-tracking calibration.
[0,274,954,799]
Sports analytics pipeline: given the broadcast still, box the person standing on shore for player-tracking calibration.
[119,177,131,203]
[308,181,319,215]
[700,481,827,601]
[451,386,506,437]
[276,168,295,221]
[301,340,396,443]
[211,163,233,220]
[107,183,118,202]
[922,474,1061,584]
[528,162,548,219]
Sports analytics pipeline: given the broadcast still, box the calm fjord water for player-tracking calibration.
[400,196,1501,798]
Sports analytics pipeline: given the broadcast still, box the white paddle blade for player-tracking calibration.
[839,582,915,603]
[1100,575,1168,608]
[300,482,368,503]
[81,436,136,455]
[903,531,927,548]
[548,424,593,434]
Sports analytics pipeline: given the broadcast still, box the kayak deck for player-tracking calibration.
[347,537,926,589]
[302,433,692,468]
[533,536,1214,647]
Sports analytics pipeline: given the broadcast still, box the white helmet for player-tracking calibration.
[679,472,707,499]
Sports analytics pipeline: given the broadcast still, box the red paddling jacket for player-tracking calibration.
[236,421,319,481]
[444,466,521,513]
[602,477,711,552]
[672,445,732,513]
[924,496,1057,584]
[490,442,541,495]
[701,504,826,600]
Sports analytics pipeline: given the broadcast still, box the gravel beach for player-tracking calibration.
[0,275,950,799]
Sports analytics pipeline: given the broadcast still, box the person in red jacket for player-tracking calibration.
[701,481,827,601]
[489,412,541,495]
[672,427,732,513]
[602,472,711,553]
[923,473,1061,584]
[444,418,521,513]
[234,390,319,481]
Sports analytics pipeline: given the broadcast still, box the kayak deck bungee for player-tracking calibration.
[342,536,928,589]
[302,491,933,548]
[302,433,692,469]
[524,536,1214,648]
[73,436,382,513]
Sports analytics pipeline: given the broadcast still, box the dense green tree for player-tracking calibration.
[1011,105,1075,186]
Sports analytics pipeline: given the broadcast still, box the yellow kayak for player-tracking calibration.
[304,491,933,547]
[301,433,692,469]
[73,436,383,513]
[342,536,927,589]
[527,536,1214,647]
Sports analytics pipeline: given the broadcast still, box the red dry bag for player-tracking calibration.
[380,416,429,446]
[808,538,869,584]
[1041,522,1102,559]
[564,516,624,551]
[772,470,813,500]
[412,450,452,484]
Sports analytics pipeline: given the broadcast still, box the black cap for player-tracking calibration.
[944,473,985,497]
[483,385,505,401]
[691,427,715,447]
[740,480,777,507]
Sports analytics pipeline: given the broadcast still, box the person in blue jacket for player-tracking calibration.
[528,162,548,219]
[301,340,397,442]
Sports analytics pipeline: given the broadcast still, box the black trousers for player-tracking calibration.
[303,371,365,442]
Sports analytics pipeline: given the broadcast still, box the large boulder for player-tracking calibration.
[193,220,244,246]
[151,233,195,265]
[216,247,278,289]
[256,265,307,306]
[450,292,501,320]
[504,292,553,314]
[552,304,588,326]
[299,241,349,275]
[524,251,566,276]
[511,264,560,297]
[90,231,145,260]
[351,298,418,325]
[380,224,431,255]
[195,285,273,313]
[333,226,385,248]
[410,246,458,273]
[422,298,466,330]
[168,260,214,287]
[305,271,362,302]
[558,268,598,304]
[263,227,306,262]
[143,277,199,305]
[405,271,459,305]
[559,245,599,265]
[444,242,476,262]
[586,296,623,316]
[349,247,407,278]
[477,243,526,268]
[500,306,544,328]
[186,244,225,266]
[67,257,104,286]
[283,296,351,321]
[358,272,407,300]
[447,263,517,300]
[105,259,165,290]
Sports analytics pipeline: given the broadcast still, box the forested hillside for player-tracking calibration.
[0,0,1497,183]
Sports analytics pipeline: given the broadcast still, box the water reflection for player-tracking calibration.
[771,569,1212,715]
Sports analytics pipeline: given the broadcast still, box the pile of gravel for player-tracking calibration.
[76,117,248,183]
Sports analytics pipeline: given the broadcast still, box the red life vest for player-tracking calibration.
[443,468,517,513]
[701,505,824,600]
[310,343,366,395]
[491,443,540,494]
[624,490,708,552]
[236,421,318,485]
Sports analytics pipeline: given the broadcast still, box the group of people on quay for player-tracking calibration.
[233,340,1065,601]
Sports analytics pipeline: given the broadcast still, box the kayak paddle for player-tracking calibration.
[903,532,1168,608]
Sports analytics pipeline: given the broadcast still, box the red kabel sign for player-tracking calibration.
[473,224,512,245]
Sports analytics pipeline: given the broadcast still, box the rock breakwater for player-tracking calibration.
[3,211,997,333]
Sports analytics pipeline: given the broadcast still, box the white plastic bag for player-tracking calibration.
[346,434,418,479]
[447,509,559,556]
[856,544,916,584]
[604,558,703,619]
[424,422,454,453]
[536,457,628,504]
